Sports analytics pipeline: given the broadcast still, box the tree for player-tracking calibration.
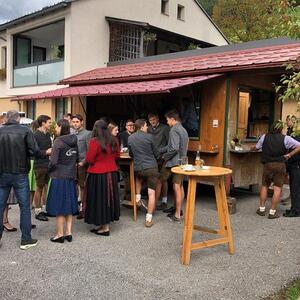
[212,0,300,43]
[196,0,218,16]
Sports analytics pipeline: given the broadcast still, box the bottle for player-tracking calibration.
[195,144,201,167]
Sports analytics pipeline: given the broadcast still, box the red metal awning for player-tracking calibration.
[14,74,222,101]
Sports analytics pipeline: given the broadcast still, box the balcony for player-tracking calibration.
[12,20,65,87]
[13,59,64,87]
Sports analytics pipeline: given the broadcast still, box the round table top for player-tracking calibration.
[171,166,232,177]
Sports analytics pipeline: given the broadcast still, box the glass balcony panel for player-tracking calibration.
[38,61,64,85]
[14,66,37,87]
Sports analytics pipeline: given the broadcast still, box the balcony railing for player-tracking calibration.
[13,60,64,87]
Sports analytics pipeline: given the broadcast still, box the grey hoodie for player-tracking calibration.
[48,134,78,179]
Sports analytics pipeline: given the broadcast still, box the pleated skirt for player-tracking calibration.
[46,179,79,217]
[85,172,120,226]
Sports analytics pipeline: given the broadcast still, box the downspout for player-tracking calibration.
[223,77,231,166]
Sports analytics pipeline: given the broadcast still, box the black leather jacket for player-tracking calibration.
[0,121,46,174]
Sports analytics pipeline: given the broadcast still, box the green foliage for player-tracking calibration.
[286,278,300,300]
[196,0,218,16]
[212,0,300,43]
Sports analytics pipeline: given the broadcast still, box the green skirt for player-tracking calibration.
[28,160,36,192]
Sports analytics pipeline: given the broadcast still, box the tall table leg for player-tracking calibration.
[181,177,197,265]
[220,176,234,254]
[129,161,137,222]
[214,178,227,236]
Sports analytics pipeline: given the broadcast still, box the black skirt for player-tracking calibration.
[85,172,120,226]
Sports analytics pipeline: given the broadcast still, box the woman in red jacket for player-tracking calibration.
[85,119,120,236]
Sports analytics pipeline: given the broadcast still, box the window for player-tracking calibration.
[1,47,6,69]
[177,5,185,20]
[109,22,143,62]
[13,36,31,67]
[161,0,169,14]
[55,98,68,120]
[33,46,46,63]
[237,88,274,139]
[26,100,36,120]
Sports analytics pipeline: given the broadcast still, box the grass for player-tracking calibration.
[265,278,300,300]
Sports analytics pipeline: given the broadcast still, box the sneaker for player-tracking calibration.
[145,220,154,228]
[163,206,175,214]
[20,239,38,250]
[256,209,266,216]
[268,212,280,219]
[167,210,183,218]
[35,212,48,222]
[168,214,181,223]
[156,202,168,211]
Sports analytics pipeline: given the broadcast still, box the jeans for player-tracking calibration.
[0,173,32,241]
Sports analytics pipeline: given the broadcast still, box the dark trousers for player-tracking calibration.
[288,165,300,214]
[0,173,32,241]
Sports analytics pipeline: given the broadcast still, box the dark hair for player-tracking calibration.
[37,115,51,127]
[71,114,83,121]
[98,117,110,125]
[269,120,284,134]
[148,113,158,119]
[126,119,134,125]
[135,119,147,130]
[92,119,117,153]
[108,122,118,132]
[165,109,180,121]
[63,113,73,119]
[30,120,39,132]
[57,119,70,136]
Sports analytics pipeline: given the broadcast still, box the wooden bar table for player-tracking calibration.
[119,152,137,221]
[171,166,234,265]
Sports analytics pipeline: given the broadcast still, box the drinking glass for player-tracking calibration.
[181,156,188,167]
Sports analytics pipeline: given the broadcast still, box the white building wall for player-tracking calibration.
[0,0,227,100]
[69,0,228,75]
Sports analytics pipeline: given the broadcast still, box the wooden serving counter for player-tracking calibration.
[229,150,263,188]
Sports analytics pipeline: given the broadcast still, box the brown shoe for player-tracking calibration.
[268,212,280,219]
[256,209,266,216]
[145,220,154,228]
[76,212,84,220]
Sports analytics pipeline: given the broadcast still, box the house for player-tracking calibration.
[16,38,300,191]
[0,0,228,119]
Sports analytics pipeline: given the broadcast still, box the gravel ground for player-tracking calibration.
[1,188,300,300]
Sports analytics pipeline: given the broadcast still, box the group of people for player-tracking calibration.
[0,109,188,250]
[2,107,300,250]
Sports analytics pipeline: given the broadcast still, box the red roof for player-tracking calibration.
[61,42,300,85]
[15,75,221,101]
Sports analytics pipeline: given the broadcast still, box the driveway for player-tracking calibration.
[1,189,300,299]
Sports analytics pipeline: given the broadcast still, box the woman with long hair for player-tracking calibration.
[85,119,120,236]
[46,119,78,243]
[108,122,119,137]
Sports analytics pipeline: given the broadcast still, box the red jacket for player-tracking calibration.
[86,138,120,174]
